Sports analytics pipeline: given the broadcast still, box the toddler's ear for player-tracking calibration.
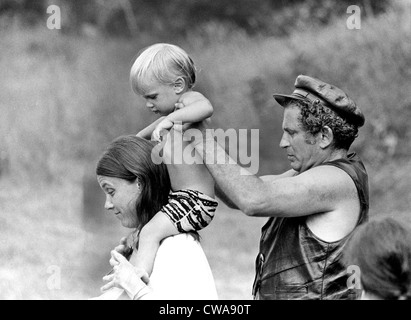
[173,77,186,94]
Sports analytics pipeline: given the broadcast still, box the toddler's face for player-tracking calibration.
[140,78,180,116]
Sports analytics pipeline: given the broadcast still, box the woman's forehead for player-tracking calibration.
[97,175,122,187]
[97,175,113,186]
[97,175,135,188]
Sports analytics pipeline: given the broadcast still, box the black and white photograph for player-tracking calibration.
[0,0,410,305]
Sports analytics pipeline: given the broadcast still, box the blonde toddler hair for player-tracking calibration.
[130,43,196,95]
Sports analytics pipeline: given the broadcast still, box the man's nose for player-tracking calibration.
[104,196,114,210]
[146,101,154,108]
[279,133,289,149]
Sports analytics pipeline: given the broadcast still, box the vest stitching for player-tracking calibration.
[320,243,331,300]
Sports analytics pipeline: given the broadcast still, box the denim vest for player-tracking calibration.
[252,153,369,300]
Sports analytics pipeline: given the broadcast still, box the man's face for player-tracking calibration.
[279,104,321,172]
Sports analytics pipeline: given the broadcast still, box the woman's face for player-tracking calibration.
[97,175,141,228]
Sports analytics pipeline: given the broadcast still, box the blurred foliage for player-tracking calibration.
[0,0,410,209]
[0,0,390,37]
[1,0,411,300]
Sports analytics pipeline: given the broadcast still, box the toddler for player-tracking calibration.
[129,43,218,280]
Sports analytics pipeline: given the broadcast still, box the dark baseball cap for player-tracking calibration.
[273,75,365,127]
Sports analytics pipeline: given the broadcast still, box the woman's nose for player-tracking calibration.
[146,101,154,109]
[104,196,114,210]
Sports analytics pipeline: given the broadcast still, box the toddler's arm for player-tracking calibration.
[131,210,179,277]
[168,91,213,124]
[137,116,167,140]
[152,92,213,142]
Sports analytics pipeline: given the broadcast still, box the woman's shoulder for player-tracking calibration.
[159,233,199,251]
[156,234,208,267]
[151,234,218,300]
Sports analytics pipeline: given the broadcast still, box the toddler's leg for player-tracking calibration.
[131,211,179,278]
[177,190,218,232]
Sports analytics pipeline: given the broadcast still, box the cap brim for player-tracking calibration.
[273,94,306,107]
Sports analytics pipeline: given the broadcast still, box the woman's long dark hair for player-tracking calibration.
[96,135,171,232]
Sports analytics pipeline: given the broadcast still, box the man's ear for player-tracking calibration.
[319,126,333,149]
[173,77,186,94]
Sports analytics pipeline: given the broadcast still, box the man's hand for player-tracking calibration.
[188,116,211,133]
[186,117,213,151]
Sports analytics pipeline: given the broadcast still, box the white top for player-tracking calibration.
[93,234,218,300]
[141,234,218,300]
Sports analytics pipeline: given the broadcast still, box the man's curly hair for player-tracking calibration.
[285,99,359,150]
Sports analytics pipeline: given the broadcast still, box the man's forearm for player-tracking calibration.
[215,183,239,210]
[194,133,264,215]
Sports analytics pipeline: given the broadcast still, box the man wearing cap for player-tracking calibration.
[191,75,369,300]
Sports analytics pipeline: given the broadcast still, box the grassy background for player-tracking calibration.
[1,3,411,299]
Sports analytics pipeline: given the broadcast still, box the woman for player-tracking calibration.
[344,216,411,300]
[93,135,218,300]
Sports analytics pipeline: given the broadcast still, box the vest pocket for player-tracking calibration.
[260,283,309,300]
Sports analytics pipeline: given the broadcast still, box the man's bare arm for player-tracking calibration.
[215,183,239,209]
[194,129,352,218]
[216,170,297,210]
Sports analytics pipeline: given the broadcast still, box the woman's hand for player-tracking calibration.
[114,236,132,257]
[101,251,149,298]
[105,235,134,277]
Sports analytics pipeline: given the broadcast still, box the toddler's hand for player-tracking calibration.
[174,102,185,110]
[152,118,174,143]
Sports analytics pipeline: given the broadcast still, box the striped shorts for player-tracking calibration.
[161,189,218,233]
